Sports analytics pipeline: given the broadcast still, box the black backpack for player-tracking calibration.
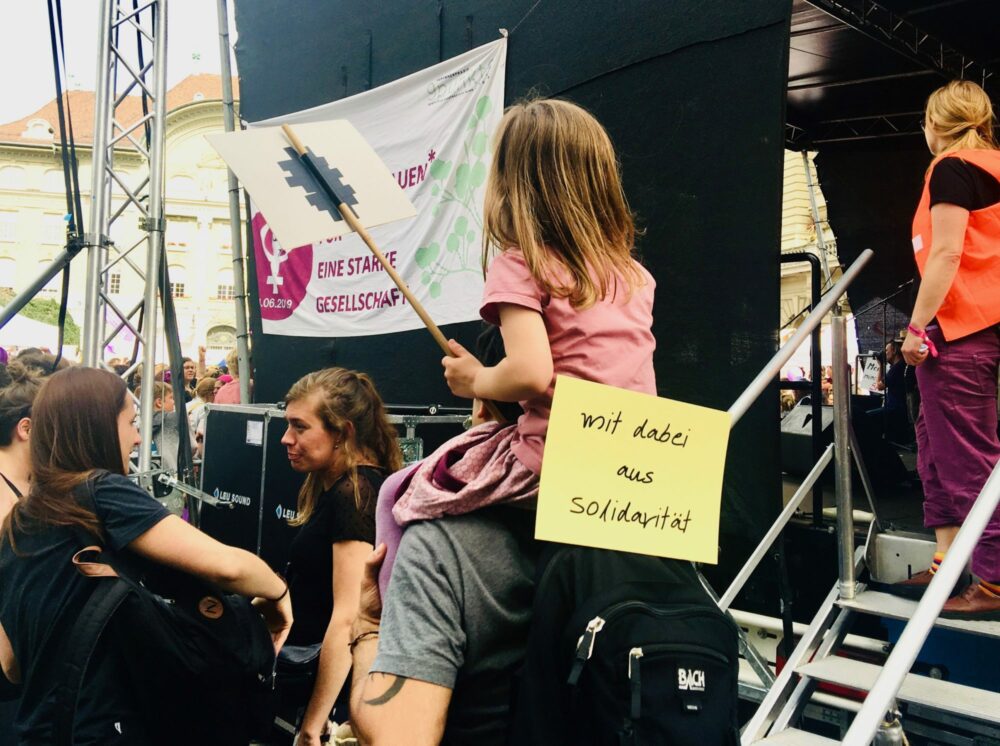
[34,476,277,745]
[509,546,740,746]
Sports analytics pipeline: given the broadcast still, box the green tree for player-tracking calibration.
[0,288,81,345]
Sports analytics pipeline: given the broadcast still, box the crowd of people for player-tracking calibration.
[0,81,996,745]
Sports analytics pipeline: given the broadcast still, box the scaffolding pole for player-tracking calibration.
[137,0,169,476]
[81,0,171,478]
[801,150,834,288]
[216,0,251,404]
[82,0,115,366]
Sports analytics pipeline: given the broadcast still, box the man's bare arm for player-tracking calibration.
[348,545,453,746]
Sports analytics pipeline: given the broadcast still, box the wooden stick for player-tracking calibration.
[282,124,451,354]
[281,124,506,422]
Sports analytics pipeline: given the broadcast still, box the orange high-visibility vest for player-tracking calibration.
[911,148,1000,341]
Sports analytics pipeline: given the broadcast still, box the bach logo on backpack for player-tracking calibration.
[677,667,706,692]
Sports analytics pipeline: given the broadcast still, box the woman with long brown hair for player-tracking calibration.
[279,367,401,745]
[0,367,292,743]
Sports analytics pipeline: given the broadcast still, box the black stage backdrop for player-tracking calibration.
[817,140,930,352]
[234,0,791,598]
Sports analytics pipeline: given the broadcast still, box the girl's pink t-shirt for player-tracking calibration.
[480,249,657,474]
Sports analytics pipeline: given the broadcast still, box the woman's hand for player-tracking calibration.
[294,721,328,746]
[253,589,293,653]
[901,333,929,367]
[442,339,483,399]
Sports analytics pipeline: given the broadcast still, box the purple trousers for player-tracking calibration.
[916,324,1000,581]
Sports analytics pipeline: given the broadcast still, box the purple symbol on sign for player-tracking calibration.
[251,212,312,321]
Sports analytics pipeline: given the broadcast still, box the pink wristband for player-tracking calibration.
[907,324,938,358]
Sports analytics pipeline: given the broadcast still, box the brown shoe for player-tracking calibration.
[886,569,967,601]
[940,584,1000,621]
[887,569,937,600]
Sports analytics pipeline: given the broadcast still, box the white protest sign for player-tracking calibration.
[859,356,881,391]
[236,38,507,337]
[206,121,416,251]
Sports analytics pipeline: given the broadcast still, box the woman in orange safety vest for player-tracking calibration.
[892,80,1000,619]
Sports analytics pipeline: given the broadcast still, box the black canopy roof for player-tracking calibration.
[787,0,1000,148]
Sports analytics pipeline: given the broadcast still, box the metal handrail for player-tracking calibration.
[717,249,870,611]
[844,457,1000,745]
[729,249,873,425]
[719,443,834,609]
[831,314,856,600]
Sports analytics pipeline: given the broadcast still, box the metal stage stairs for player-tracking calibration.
[741,532,1000,745]
[704,248,1000,744]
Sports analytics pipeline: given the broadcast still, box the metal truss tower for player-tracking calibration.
[82,0,168,475]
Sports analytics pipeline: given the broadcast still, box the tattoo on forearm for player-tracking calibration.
[363,674,407,706]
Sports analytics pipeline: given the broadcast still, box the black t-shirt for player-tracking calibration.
[929,157,1000,211]
[0,473,169,744]
[285,466,383,646]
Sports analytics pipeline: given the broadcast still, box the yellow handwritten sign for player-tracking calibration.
[536,376,731,563]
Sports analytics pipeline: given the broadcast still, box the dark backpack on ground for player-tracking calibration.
[509,546,740,746]
[37,475,276,745]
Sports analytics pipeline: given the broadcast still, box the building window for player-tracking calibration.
[23,119,54,142]
[167,265,186,299]
[42,169,65,192]
[167,175,198,199]
[0,212,16,242]
[166,216,197,249]
[212,220,232,252]
[206,324,236,350]
[42,214,66,245]
[39,261,59,294]
[109,272,121,295]
[216,267,234,300]
[0,167,26,190]
[0,257,15,291]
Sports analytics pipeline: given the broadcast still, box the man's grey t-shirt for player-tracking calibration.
[372,507,538,745]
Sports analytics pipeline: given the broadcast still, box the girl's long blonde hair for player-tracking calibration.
[285,368,401,526]
[925,79,998,159]
[482,98,644,309]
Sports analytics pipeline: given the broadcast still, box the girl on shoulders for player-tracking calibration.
[394,98,656,521]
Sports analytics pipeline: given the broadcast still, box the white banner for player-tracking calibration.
[249,38,507,337]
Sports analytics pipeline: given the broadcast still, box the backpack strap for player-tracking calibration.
[49,575,132,745]
[19,472,123,744]
[0,471,23,499]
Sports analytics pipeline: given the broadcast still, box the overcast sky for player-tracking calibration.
[0,0,237,124]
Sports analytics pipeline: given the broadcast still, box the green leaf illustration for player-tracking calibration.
[475,96,491,118]
[429,281,442,299]
[431,184,440,196]
[470,161,487,188]
[454,163,471,199]
[421,271,432,286]
[471,132,488,157]
[446,233,460,253]
[415,242,440,268]
[429,159,451,180]
[466,230,475,242]
[454,216,468,235]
